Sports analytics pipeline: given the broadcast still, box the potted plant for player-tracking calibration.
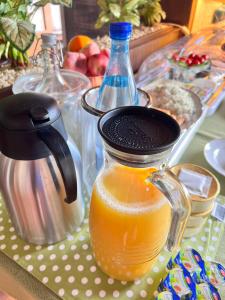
[0,0,72,68]
[95,0,185,71]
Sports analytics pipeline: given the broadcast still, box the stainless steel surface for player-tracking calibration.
[0,139,84,245]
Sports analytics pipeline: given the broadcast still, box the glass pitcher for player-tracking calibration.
[89,106,191,281]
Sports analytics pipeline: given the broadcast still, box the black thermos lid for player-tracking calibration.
[0,93,67,160]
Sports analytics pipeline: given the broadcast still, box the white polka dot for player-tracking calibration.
[214,227,220,233]
[82,244,89,250]
[74,253,80,260]
[85,289,93,297]
[198,246,203,251]
[159,255,165,262]
[0,226,4,231]
[47,245,54,250]
[24,245,30,251]
[147,277,153,285]
[134,279,141,285]
[121,281,127,285]
[0,217,3,222]
[67,234,74,241]
[108,278,114,284]
[68,276,75,283]
[90,265,97,272]
[42,277,48,284]
[37,254,44,260]
[95,277,101,285]
[204,227,210,233]
[113,290,120,298]
[13,254,19,261]
[81,277,88,284]
[99,290,106,298]
[206,256,212,261]
[0,244,6,250]
[9,227,15,232]
[54,276,61,283]
[201,236,207,242]
[76,227,81,232]
[58,289,65,297]
[52,265,59,272]
[86,254,92,261]
[27,265,33,272]
[59,244,65,250]
[153,291,158,298]
[50,254,56,260]
[153,266,159,273]
[212,236,218,241]
[39,265,46,272]
[71,289,79,296]
[126,290,134,298]
[25,254,32,261]
[71,245,77,251]
[35,245,42,251]
[10,235,17,240]
[79,235,85,241]
[209,245,215,251]
[62,254,68,261]
[191,237,197,242]
[0,235,5,240]
[0,211,2,215]
[77,265,84,272]
[208,219,212,224]
[65,264,72,271]
[11,244,18,250]
[140,290,147,298]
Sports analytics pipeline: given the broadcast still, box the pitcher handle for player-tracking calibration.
[147,168,191,251]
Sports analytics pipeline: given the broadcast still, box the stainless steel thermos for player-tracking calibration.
[0,93,84,244]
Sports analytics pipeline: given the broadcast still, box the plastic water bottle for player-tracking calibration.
[96,22,139,111]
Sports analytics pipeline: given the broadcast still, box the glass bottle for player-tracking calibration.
[96,22,139,111]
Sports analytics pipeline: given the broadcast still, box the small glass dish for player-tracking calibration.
[168,57,211,83]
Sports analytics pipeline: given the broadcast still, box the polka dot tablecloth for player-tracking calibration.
[0,195,224,300]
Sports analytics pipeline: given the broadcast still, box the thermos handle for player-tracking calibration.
[38,125,77,204]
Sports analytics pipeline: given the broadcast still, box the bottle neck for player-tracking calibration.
[41,45,60,75]
[111,38,130,54]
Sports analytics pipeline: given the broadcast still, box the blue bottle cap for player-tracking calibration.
[110,22,132,40]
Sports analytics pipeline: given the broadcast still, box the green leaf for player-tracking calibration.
[0,17,35,52]
[95,12,110,29]
[34,0,72,7]
[109,3,121,18]
[123,0,143,11]
[121,12,140,26]
[97,0,108,11]
[0,3,10,15]
[18,4,28,19]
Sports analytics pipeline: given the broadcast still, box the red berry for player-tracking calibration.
[179,57,186,63]
[186,58,193,66]
[202,54,209,60]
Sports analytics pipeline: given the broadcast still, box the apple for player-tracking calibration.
[63,51,87,74]
[80,42,100,58]
[100,48,110,58]
[87,53,109,76]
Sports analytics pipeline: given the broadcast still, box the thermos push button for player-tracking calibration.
[30,107,50,125]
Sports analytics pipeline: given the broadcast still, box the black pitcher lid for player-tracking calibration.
[98,106,180,155]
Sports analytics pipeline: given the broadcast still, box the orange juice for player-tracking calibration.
[89,164,172,281]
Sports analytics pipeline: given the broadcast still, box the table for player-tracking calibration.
[0,100,224,300]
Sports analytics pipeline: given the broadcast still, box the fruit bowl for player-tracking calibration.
[169,52,211,83]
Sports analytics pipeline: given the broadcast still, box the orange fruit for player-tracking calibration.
[68,35,93,52]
